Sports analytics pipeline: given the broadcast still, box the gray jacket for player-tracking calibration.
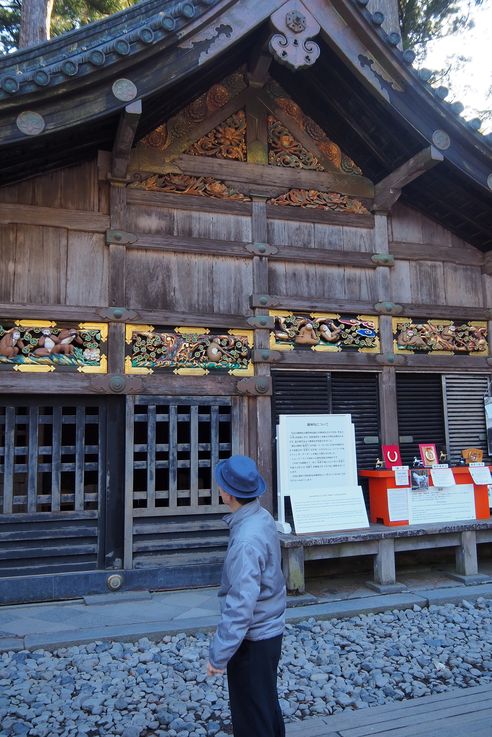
[209,498,286,669]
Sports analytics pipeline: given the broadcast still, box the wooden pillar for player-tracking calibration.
[108,183,127,308]
[368,538,406,592]
[250,196,274,511]
[282,545,305,593]
[375,211,399,445]
[455,531,479,577]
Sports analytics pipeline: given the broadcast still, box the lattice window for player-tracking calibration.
[0,400,104,514]
[129,398,233,514]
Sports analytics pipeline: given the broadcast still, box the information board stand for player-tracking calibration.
[276,414,368,534]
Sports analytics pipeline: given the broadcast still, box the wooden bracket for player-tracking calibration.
[236,376,272,395]
[246,242,278,256]
[371,253,395,267]
[98,307,137,321]
[253,349,282,363]
[373,146,444,211]
[247,315,275,329]
[106,229,137,245]
[374,301,403,315]
[250,294,279,308]
[111,100,142,180]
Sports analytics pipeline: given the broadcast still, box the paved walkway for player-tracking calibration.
[1,579,492,652]
[286,683,492,737]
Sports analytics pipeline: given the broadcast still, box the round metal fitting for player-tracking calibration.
[388,32,400,47]
[418,68,432,82]
[1,76,19,93]
[258,245,266,254]
[371,12,384,26]
[109,376,126,393]
[259,318,268,326]
[180,2,195,18]
[402,49,415,64]
[89,49,105,66]
[62,60,78,76]
[114,39,130,56]
[107,574,123,591]
[434,85,448,100]
[161,15,176,31]
[468,118,481,131]
[16,111,46,136]
[256,379,269,394]
[139,27,154,44]
[450,101,464,115]
[112,308,124,319]
[432,129,451,151]
[112,78,137,102]
[259,296,268,306]
[33,70,50,86]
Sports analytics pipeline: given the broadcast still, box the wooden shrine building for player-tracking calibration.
[0,0,491,603]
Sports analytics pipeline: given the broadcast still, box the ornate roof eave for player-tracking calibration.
[312,0,492,195]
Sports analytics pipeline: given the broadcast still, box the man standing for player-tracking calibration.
[207,454,286,737]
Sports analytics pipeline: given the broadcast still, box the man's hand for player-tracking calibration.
[207,661,225,676]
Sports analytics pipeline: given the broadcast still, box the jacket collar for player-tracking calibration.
[224,498,261,529]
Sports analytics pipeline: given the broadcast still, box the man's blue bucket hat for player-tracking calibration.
[215,455,266,498]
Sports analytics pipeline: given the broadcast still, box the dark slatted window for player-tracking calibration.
[396,373,446,465]
[444,374,491,465]
[272,370,380,470]
[331,373,380,470]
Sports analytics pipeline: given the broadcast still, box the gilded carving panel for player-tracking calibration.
[126,325,254,375]
[270,312,379,352]
[393,319,488,355]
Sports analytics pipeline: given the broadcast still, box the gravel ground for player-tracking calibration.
[1,598,492,737]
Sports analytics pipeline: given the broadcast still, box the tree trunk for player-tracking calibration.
[19,0,55,48]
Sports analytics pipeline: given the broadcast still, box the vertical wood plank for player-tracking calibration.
[74,406,85,511]
[210,405,220,507]
[96,402,106,569]
[66,232,108,307]
[147,404,156,510]
[379,367,399,445]
[168,404,178,510]
[0,225,16,304]
[190,405,199,509]
[109,183,127,306]
[124,396,135,569]
[27,406,39,513]
[51,406,62,512]
[374,538,396,585]
[456,531,478,576]
[3,406,15,514]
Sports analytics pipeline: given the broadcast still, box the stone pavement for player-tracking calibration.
[2,577,492,653]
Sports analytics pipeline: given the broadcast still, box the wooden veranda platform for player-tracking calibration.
[286,683,492,737]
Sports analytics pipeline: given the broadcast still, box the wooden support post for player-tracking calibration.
[448,531,491,584]
[250,196,274,511]
[368,538,406,592]
[282,546,305,593]
[112,100,142,180]
[373,146,443,211]
[109,184,127,307]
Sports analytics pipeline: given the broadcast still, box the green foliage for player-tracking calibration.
[399,0,483,53]
[0,0,137,53]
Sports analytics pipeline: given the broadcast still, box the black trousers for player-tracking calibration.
[226,634,285,737]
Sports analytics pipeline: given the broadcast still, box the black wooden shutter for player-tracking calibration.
[331,372,380,470]
[444,374,491,464]
[272,370,380,470]
[396,373,446,465]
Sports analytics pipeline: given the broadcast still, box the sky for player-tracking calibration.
[418,1,492,133]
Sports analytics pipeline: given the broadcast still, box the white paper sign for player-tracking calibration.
[387,487,409,521]
[408,484,476,524]
[430,466,455,487]
[289,485,369,533]
[393,466,409,487]
[469,465,492,485]
[278,414,357,494]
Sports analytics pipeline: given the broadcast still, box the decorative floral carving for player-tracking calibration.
[185,110,247,161]
[271,93,362,175]
[130,173,250,201]
[394,320,488,355]
[268,188,368,214]
[268,116,323,170]
[271,313,379,352]
[127,327,253,375]
[0,322,107,372]
[142,123,168,150]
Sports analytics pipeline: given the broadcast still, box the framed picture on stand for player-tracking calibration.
[419,443,438,468]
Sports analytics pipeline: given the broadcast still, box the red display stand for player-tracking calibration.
[359,467,491,526]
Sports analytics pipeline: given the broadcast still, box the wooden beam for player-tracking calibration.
[0,203,109,232]
[374,146,444,211]
[175,154,374,198]
[112,100,142,180]
[391,241,484,267]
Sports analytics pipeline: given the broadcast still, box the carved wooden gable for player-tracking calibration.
[130,70,370,214]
